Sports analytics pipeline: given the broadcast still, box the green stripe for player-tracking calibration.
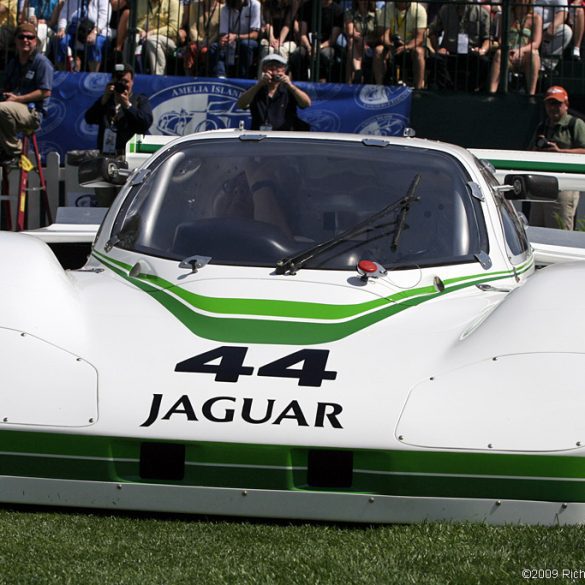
[0,429,583,502]
[489,158,585,174]
[135,143,164,154]
[92,251,530,344]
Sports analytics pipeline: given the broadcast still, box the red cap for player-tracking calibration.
[544,86,568,103]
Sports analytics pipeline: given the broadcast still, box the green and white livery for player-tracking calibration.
[7,129,585,525]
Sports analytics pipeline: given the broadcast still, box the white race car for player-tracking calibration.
[6,129,585,525]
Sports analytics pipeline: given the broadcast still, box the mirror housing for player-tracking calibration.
[503,174,558,201]
[78,157,130,188]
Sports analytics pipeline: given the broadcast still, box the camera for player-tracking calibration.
[114,81,127,94]
[273,74,282,81]
[392,34,404,48]
[535,136,551,149]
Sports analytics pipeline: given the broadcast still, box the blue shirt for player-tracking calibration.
[4,52,54,114]
[28,0,60,22]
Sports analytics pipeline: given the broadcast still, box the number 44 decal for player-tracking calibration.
[175,346,338,387]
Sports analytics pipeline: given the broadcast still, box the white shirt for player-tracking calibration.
[58,0,111,35]
[534,0,568,28]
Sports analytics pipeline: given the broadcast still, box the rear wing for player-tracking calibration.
[124,137,585,192]
[470,148,585,192]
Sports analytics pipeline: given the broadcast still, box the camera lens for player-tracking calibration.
[535,137,549,149]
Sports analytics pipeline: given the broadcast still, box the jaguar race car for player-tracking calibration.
[6,129,585,525]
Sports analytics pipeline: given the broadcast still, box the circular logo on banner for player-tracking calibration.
[312,83,345,103]
[77,115,98,138]
[51,71,70,89]
[150,81,248,136]
[354,85,411,110]
[355,113,408,136]
[82,73,110,94]
[301,109,341,133]
[39,99,67,135]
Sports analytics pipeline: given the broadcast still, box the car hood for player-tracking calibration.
[8,246,584,454]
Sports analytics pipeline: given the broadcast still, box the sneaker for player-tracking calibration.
[541,57,558,70]
[0,157,19,169]
[573,46,581,60]
[0,151,19,167]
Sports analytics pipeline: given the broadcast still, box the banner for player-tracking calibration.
[40,72,412,160]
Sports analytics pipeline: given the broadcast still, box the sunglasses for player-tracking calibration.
[17,34,36,40]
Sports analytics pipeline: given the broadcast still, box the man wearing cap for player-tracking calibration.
[530,85,585,230]
[236,54,311,131]
[0,22,53,166]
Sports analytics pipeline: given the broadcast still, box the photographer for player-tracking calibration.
[83,63,152,205]
[85,63,153,157]
[236,53,311,131]
[530,86,585,230]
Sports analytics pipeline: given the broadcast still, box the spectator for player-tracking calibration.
[56,0,111,71]
[217,0,261,78]
[20,0,62,53]
[259,0,300,64]
[109,0,129,62]
[427,1,492,91]
[293,0,344,82]
[535,0,572,66]
[136,0,181,75]
[84,63,153,204]
[0,22,53,166]
[488,0,541,96]
[237,53,310,129]
[344,0,382,83]
[180,0,222,76]
[529,86,585,230]
[569,0,583,58]
[375,0,426,89]
[0,0,17,54]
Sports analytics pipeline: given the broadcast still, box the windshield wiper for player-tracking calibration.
[275,174,422,275]
[391,174,421,251]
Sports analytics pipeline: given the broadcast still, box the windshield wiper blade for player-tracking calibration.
[391,174,421,250]
[275,174,422,275]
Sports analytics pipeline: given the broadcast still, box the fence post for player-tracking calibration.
[501,0,511,93]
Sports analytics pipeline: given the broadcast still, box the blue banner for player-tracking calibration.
[40,72,412,160]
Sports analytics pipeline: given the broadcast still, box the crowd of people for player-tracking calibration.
[0,0,583,91]
[1,1,585,227]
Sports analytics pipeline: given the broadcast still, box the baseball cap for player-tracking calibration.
[261,53,287,67]
[15,22,37,36]
[544,86,568,103]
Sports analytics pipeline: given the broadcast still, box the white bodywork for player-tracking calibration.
[7,130,585,525]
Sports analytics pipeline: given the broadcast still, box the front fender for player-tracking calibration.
[0,232,83,342]
[457,261,585,357]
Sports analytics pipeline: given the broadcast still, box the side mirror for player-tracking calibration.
[78,157,130,188]
[503,174,558,201]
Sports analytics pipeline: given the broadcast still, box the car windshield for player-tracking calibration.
[111,138,487,270]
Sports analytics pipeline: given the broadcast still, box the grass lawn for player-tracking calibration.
[1,507,584,584]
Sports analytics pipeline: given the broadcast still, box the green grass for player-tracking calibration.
[0,508,584,584]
